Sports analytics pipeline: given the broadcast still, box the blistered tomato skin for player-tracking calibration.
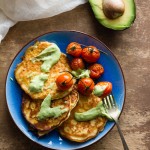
[96,82,112,97]
[66,42,82,57]
[77,78,95,96]
[56,73,73,91]
[81,46,100,63]
[70,58,85,71]
[89,63,104,79]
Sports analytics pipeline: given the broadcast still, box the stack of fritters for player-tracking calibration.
[22,88,79,136]
[15,41,107,142]
[15,41,78,136]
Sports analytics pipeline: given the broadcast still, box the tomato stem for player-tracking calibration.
[80,80,93,92]
[68,47,81,51]
[80,80,87,89]
[71,46,76,51]
[60,70,73,76]
[85,82,93,91]
[61,77,73,86]
[88,47,94,53]
[79,43,108,55]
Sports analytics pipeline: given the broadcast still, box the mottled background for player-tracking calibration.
[0,0,150,150]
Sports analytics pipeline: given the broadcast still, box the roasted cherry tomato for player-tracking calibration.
[95,82,112,97]
[66,42,82,57]
[89,63,104,79]
[77,78,95,96]
[56,73,73,91]
[81,46,100,63]
[70,58,85,70]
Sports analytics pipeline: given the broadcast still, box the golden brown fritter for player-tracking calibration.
[15,41,75,100]
[22,88,79,133]
[59,94,107,142]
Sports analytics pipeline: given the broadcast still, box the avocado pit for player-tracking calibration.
[102,0,125,19]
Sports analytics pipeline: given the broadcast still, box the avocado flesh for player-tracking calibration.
[89,0,136,30]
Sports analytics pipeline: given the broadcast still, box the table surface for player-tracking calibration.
[0,1,150,150]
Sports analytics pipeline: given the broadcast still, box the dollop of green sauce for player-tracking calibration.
[29,73,48,93]
[93,85,107,97]
[71,69,90,79]
[37,94,68,121]
[75,101,112,121]
[32,43,61,72]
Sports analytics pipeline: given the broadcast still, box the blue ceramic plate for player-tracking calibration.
[6,31,125,150]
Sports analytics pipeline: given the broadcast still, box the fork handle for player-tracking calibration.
[115,120,129,150]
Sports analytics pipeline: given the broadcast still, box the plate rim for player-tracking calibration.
[5,30,126,150]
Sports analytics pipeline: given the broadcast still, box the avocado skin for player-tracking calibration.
[89,0,136,30]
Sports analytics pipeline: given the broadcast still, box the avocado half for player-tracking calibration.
[89,0,136,30]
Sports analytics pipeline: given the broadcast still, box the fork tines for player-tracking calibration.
[103,94,117,109]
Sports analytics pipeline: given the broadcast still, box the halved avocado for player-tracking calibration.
[89,0,136,30]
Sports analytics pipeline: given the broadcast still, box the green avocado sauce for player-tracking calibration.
[93,85,107,97]
[75,101,112,121]
[71,69,90,79]
[29,73,48,93]
[37,94,68,121]
[32,43,61,72]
